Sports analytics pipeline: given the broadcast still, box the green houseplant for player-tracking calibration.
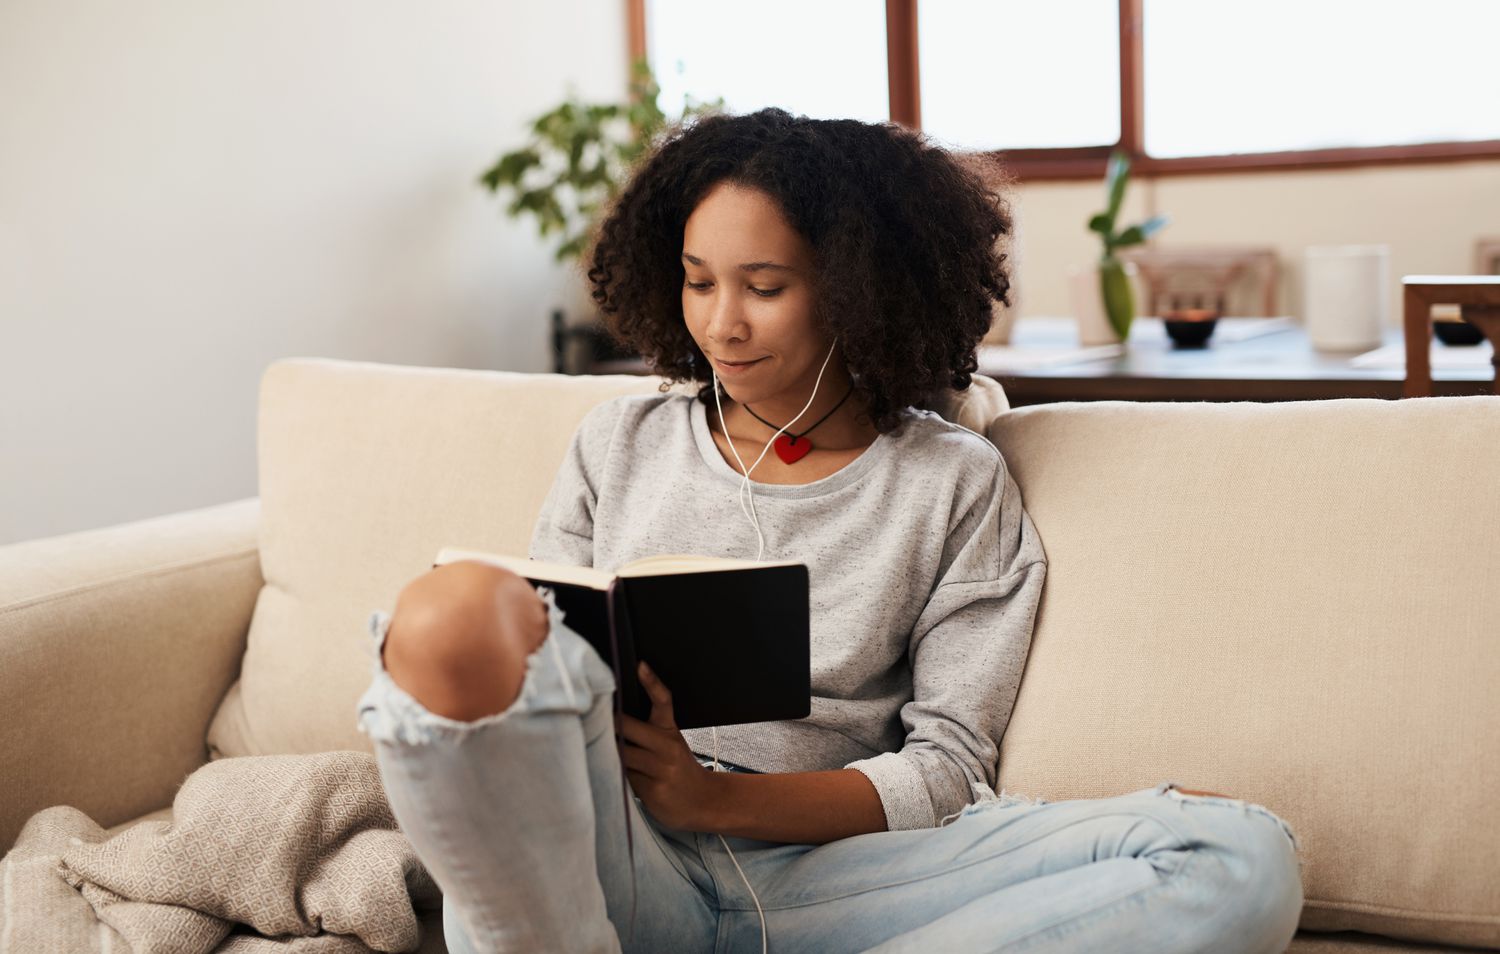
[478,59,722,263]
[478,60,722,371]
[1087,151,1170,340]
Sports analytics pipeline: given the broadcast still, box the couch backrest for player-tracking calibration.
[987,396,1500,948]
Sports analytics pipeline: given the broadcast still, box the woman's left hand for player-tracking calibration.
[617,661,722,831]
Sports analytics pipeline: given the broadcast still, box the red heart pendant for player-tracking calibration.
[774,433,811,464]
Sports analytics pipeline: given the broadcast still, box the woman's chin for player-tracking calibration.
[712,376,765,405]
[715,383,757,407]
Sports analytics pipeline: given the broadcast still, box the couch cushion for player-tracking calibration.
[1287,931,1486,953]
[935,371,1010,431]
[987,396,1500,949]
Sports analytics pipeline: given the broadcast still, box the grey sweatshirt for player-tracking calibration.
[528,391,1048,831]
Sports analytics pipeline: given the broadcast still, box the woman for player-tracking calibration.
[356,108,1304,953]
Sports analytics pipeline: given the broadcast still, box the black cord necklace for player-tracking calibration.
[741,383,854,464]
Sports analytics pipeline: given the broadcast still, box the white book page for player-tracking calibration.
[617,554,800,577]
[433,547,801,585]
[432,547,613,590]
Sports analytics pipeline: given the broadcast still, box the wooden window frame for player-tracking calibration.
[628,0,1500,180]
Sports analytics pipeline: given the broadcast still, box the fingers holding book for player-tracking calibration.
[637,661,677,730]
[618,662,721,831]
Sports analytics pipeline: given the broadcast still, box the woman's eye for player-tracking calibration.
[683,280,781,299]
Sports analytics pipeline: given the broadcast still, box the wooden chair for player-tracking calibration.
[1475,238,1500,275]
[1401,276,1500,397]
[1116,246,1279,317]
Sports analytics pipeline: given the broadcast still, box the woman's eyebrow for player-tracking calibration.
[681,252,795,273]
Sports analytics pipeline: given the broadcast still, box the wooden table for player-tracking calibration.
[979,317,1497,408]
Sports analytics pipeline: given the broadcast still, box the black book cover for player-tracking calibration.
[529,564,811,729]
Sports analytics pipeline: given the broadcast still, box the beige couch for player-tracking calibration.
[3,356,1497,953]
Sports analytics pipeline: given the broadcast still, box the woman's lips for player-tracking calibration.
[713,355,768,376]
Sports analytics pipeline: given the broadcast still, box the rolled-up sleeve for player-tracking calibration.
[846,451,1047,830]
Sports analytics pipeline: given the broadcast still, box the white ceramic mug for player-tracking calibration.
[1302,245,1389,351]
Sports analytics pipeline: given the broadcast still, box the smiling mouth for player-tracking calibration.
[716,356,768,367]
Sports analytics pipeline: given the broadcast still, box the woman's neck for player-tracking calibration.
[713,385,877,452]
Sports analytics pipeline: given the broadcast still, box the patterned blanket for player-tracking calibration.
[0,751,440,952]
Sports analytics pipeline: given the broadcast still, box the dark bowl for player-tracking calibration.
[1433,321,1485,346]
[1164,317,1218,347]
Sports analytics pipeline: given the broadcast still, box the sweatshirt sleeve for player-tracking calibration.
[527,398,628,568]
[845,448,1048,831]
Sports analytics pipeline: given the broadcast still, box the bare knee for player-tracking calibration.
[383,560,548,721]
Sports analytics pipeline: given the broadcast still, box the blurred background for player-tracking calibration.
[3,0,1498,544]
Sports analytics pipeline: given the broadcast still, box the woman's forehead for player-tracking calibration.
[683,183,810,267]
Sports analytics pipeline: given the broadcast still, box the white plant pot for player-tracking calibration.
[1068,261,1133,346]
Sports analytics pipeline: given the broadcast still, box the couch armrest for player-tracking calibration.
[0,498,262,850]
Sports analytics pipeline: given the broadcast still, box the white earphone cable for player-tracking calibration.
[712,727,766,954]
[705,337,839,954]
[712,338,839,562]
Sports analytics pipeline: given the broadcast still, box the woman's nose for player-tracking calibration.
[704,289,749,343]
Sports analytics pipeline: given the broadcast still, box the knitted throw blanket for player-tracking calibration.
[0,751,440,952]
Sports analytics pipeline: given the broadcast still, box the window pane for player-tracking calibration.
[918,0,1119,150]
[646,0,889,123]
[1144,0,1500,157]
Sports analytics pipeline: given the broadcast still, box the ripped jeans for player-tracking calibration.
[355,591,1305,954]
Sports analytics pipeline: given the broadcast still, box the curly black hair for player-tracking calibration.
[585,107,1014,433]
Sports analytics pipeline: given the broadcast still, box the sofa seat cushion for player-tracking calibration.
[987,396,1500,949]
[1287,931,1490,953]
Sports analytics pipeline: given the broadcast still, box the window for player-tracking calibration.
[645,0,888,123]
[1143,0,1500,158]
[917,1,1118,152]
[633,0,1500,178]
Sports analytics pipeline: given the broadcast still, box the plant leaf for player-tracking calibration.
[1136,213,1171,238]
[1114,215,1170,248]
[1104,151,1130,222]
[556,233,587,262]
[479,57,705,262]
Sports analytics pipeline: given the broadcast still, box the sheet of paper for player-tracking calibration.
[982,316,1298,371]
[1347,341,1495,369]
[977,342,1125,371]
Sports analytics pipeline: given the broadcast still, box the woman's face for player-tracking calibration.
[681,181,833,411]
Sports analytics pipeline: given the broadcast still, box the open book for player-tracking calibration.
[434,547,812,730]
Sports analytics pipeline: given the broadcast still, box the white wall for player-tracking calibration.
[1,1,627,545]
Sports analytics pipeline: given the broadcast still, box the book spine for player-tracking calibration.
[601,579,639,936]
[606,579,646,722]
